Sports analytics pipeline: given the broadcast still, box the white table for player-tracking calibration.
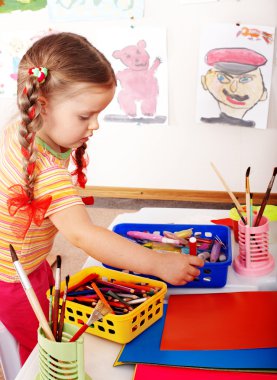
[15,208,277,380]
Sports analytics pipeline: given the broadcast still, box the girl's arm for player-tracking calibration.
[49,205,204,286]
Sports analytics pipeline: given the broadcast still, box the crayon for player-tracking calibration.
[210,240,222,263]
[189,237,197,256]
[127,231,183,246]
[198,251,210,261]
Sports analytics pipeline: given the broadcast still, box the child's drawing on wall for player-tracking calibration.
[196,23,275,130]
[48,0,144,22]
[101,26,168,125]
[112,40,161,117]
[55,0,134,11]
[0,0,46,13]
[200,47,267,127]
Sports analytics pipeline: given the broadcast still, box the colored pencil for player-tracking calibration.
[127,297,148,305]
[91,282,114,314]
[66,273,99,294]
[106,290,133,311]
[57,274,70,342]
[210,162,244,213]
[254,167,277,226]
[52,255,61,340]
[9,244,55,341]
[96,279,136,294]
[112,280,159,293]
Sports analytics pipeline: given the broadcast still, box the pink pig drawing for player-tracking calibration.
[112,40,161,117]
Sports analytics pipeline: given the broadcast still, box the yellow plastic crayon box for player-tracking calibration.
[47,266,167,344]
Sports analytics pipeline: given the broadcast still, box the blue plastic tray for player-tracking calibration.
[104,223,232,288]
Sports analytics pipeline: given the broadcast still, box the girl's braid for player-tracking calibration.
[71,143,89,188]
[17,75,43,200]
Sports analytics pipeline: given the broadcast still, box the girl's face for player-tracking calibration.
[38,83,115,152]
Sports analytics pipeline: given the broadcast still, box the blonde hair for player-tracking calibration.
[17,32,116,199]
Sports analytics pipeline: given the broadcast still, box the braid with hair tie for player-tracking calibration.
[70,143,89,188]
[7,67,52,238]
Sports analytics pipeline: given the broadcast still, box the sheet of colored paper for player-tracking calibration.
[134,364,277,380]
[160,291,277,350]
[115,305,277,369]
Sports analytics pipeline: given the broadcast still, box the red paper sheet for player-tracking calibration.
[133,364,277,380]
[160,291,277,350]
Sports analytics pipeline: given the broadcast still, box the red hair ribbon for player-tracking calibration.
[7,184,52,239]
[28,105,36,120]
[20,133,36,176]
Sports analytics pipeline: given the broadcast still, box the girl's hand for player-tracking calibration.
[153,251,204,286]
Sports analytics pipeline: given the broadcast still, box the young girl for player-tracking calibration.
[0,32,203,364]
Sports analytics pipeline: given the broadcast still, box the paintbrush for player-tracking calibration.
[210,162,244,213]
[250,192,253,228]
[9,244,55,341]
[245,167,251,226]
[49,285,53,327]
[57,274,70,342]
[234,204,247,225]
[52,255,61,340]
[69,300,112,342]
[254,167,277,227]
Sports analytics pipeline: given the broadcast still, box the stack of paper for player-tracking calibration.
[115,291,277,379]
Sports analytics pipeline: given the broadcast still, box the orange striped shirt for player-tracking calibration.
[0,122,83,282]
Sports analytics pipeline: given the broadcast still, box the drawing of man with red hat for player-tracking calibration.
[201,47,267,127]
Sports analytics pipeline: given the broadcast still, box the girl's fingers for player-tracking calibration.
[188,255,205,267]
[188,266,201,278]
[184,274,195,283]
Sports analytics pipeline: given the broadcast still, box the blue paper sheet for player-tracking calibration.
[116,305,277,369]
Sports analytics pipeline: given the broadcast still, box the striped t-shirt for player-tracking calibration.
[0,122,83,283]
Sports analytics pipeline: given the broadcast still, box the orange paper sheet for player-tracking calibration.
[160,291,277,350]
[134,364,277,380]
[134,365,277,380]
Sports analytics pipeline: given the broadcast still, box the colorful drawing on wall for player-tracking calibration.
[0,29,54,97]
[0,0,46,13]
[47,0,144,22]
[236,26,273,45]
[196,24,275,129]
[100,26,167,125]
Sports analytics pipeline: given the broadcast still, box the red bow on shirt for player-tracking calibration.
[7,184,52,239]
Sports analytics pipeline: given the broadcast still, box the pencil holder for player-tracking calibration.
[36,323,91,380]
[234,216,274,276]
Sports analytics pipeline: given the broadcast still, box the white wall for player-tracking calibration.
[0,0,276,193]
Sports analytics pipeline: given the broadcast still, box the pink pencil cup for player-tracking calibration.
[234,216,274,276]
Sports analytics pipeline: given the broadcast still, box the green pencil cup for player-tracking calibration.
[35,323,91,380]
